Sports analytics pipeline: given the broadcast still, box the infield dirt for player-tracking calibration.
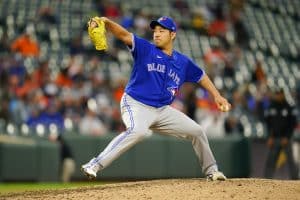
[1,178,300,200]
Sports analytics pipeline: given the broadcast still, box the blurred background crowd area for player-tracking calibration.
[0,0,299,139]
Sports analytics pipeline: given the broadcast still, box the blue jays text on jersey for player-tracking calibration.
[147,63,166,73]
[125,34,205,108]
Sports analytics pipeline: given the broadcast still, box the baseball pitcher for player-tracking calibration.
[82,16,231,181]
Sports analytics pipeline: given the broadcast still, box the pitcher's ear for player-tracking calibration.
[171,32,176,40]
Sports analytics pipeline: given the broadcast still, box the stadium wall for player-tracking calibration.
[0,134,251,182]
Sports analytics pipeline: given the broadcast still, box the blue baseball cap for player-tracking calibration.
[150,16,177,32]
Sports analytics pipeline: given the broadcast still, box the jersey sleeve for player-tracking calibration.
[128,34,152,62]
[185,58,205,83]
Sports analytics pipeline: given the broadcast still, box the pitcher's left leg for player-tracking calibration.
[152,106,220,177]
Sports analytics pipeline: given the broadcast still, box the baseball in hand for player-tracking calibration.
[220,104,230,112]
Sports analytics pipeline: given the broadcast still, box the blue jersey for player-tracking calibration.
[125,34,205,108]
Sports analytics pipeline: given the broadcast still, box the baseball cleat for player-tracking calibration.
[206,171,227,181]
[81,165,97,179]
[81,158,100,179]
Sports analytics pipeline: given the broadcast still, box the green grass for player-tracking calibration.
[0,181,107,195]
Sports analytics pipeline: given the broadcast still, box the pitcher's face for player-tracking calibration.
[153,26,176,48]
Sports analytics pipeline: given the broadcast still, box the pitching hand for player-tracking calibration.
[215,95,231,112]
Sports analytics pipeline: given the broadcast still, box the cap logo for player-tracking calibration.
[158,17,168,22]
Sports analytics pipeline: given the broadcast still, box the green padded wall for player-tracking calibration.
[0,134,251,181]
[210,136,251,177]
[0,142,38,181]
[36,139,60,182]
[165,137,201,178]
[63,134,251,180]
[131,135,168,178]
[0,136,60,182]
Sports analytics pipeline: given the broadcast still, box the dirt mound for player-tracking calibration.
[1,178,300,200]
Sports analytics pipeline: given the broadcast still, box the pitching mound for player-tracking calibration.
[2,178,300,200]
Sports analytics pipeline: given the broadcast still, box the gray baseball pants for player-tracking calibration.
[92,93,218,175]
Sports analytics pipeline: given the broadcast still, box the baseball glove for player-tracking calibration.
[87,17,107,51]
